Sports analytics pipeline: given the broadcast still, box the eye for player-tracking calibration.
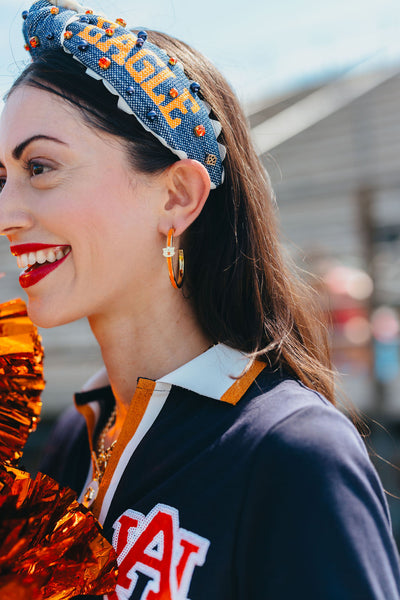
[29,162,51,177]
[0,178,6,193]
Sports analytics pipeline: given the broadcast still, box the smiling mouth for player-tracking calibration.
[10,244,72,289]
[16,246,71,271]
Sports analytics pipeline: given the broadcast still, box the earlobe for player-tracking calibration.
[159,159,210,237]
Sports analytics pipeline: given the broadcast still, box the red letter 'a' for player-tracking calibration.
[118,510,174,599]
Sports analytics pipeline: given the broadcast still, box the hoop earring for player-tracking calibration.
[162,228,184,289]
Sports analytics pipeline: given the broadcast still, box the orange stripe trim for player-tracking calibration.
[91,379,156,519]
[220,360,266,405]
[75,403,97,456]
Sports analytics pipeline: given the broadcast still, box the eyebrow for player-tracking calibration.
[11,135,68,160]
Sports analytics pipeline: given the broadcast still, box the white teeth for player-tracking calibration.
[15,246,71,270]
[36,250,47,264]
[47,250,56,263]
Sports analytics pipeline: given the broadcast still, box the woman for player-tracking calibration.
[0,1,399,598]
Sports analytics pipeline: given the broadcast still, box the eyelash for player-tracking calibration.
[0,161,51,192]
[23,160,50,177]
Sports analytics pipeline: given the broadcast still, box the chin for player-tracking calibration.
[26,296,82,329]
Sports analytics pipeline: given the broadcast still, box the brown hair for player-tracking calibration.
[10,31,336,403]
[148,32,335,403]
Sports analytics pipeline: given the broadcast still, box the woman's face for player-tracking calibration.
[0,85,167,327]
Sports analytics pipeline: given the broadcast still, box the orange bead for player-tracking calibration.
[169,88,179,99]
[85,9,94,14]
[168,57,178,66]
[105,28,114,37]
[194,125,206,138]
[50,6,59,14]
[99,56,112,70]
[24,43,30,51]
[116,18,127,27]
[29,36,40,48]
[64,31,73,40]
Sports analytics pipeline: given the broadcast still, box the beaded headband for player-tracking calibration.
[21,0,226,189]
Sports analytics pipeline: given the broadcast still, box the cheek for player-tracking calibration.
[52,192,155,256]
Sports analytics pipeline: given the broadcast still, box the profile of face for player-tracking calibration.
[0,85,177,328]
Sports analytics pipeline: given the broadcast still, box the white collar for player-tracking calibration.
[157,343,251,400]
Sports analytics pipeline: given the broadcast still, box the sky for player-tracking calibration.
[0,0,399,110]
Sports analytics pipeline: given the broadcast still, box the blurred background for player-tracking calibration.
[0,0,400,545]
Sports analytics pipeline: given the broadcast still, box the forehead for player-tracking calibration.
[0,85,84,150]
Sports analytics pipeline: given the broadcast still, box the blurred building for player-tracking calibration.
[249,63,400,544]
[249,64,400,415]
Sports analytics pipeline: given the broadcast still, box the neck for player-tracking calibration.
[88,287,211,425]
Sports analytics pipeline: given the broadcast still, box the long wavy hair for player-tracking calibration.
[9,31,336,403]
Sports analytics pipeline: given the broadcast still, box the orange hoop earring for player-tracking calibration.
[162,228,184,289]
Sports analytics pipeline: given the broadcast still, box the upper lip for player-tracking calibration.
[10,243,70,257]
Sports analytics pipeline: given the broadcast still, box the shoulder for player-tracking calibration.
[240,370,366,461]
[238,371,389,506]
[235,376,400,599]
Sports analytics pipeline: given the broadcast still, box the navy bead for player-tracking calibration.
[78,41,89,51]
[135,38,144,48]
[80,15,90,23]
[126,86,135,95]
[190,82,201,94]
[46,33,55,40]
[147,110,157,121]
[137,30,148,41]
[102,22,111,29]
[22,10,29,20]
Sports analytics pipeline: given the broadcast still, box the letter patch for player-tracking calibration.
[107,503,210,600]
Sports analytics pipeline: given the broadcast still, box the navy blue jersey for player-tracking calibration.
[40,344,400,599]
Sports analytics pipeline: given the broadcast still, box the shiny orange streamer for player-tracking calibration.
[0,299,118,599]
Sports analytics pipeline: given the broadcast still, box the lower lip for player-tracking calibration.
[19,252,70,289]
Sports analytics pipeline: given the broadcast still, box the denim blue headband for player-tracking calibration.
[21,0,226,189]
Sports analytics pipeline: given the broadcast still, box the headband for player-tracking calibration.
[21,0,226,189]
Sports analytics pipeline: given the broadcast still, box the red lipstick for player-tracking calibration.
[10,243,64,256]
[19,253,70,289]
[10,244,71,289]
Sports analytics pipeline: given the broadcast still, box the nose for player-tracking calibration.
[0,182,34,237]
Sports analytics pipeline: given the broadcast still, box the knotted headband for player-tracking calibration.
[21,0,226,188]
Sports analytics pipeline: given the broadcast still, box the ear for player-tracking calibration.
[158,159,210,237]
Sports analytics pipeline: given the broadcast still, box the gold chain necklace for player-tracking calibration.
[82,406,117,508]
